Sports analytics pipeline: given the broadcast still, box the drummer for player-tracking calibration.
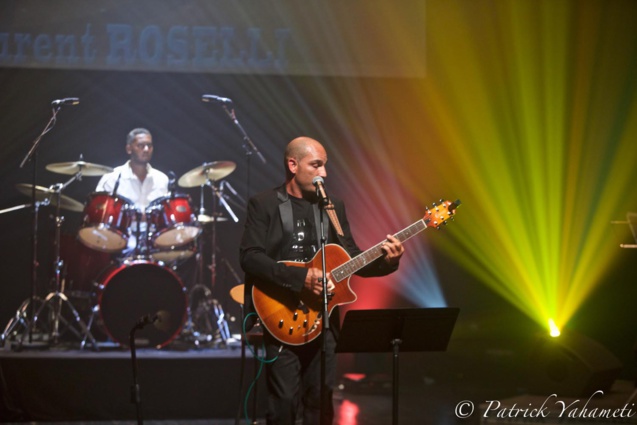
[96,128,169,210]
[95,128,169,256]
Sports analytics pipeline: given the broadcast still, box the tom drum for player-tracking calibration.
[78,192,135,252]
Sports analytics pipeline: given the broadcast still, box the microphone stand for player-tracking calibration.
[17,105,61,346]
[221,105,266,165]
[317,192,330,425]
[220,104,265,203]
[129,314,157,425]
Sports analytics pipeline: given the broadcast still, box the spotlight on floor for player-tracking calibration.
[548,318,561,337]
[527,330,622,397]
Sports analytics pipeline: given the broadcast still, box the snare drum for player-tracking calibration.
[78,192,135,252]
[150,242,196,265]
[96,261,187,348]
[147,194,200,248]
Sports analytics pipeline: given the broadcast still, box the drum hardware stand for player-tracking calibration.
[10,99,75,348]
[207,178,239,344]
[29,178,98,350]
[179,180,240,347]
[7,113,52,347]
[208,178,239,290]
[0,198,46,348]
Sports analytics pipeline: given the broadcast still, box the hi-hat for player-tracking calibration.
[15,183,84,212]
[178,161,236,188]
[46,161,113,177]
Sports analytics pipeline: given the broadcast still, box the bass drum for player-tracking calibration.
[96,261,187,348]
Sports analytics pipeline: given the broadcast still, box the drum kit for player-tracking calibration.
[1,158,243,350]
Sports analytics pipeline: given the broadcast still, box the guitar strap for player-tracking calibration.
[324,202,345,237]
[312,201,345,242]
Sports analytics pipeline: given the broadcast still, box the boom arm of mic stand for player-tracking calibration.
[20,106,60,168]
[221,105,266,164]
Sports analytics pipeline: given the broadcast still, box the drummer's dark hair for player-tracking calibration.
[126,128,151,145]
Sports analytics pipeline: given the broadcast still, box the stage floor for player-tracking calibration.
[2,336,634,424]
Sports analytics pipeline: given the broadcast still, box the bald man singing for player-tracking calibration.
[240,137,405,425]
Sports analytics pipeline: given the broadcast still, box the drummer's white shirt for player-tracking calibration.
[95,161,169,210]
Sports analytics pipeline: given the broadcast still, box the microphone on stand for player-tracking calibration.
[168,171,177,198]
[201,94,233,105]
[135,313,159,330]
[51,98,80,106]
[312,176,330,206]
[112,173,122,197]
[133,310,171,332]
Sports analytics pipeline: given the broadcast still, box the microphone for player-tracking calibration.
[312,176,330,205]
[51,97,80,106]
[134,310,171,331]
[135,314,159,330]
[112,172,122,197]
[201,94,233,105]
[168,171,176,198]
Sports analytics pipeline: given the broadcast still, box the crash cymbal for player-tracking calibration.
[15,183,84,212]
[46,161,113,177]
[178,161,236,188]
[229,284,245,305]
[197,213,228,223]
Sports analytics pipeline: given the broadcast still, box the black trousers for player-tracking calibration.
[264,329,337,425]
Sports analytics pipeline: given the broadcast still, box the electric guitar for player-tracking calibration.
[252,199,460,346]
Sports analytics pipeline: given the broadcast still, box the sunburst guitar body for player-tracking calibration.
[252,199,460,345]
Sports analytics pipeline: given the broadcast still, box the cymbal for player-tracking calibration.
[178,161,236,187]
[197,213,228,223]
[15,183,84,212]
[229,284,245,305]
[46,161,113,177]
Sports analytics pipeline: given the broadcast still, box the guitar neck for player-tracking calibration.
[331,219,427,282]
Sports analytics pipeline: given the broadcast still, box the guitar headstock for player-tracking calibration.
[423,199,460,229]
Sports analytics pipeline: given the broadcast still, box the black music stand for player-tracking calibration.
[335,308,459,425]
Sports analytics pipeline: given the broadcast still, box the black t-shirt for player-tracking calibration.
[287,195,318,262]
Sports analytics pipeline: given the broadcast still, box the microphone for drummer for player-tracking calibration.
[168,171,177,198]
[112,173,122,197]
[51,97,80,106]
[201,94,233,105]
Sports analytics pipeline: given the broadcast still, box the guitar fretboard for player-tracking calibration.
[331,219,427,282]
